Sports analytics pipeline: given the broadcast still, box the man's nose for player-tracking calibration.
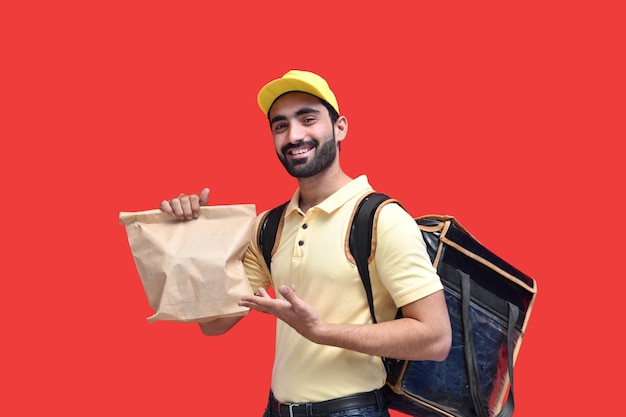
[288,124,306,142]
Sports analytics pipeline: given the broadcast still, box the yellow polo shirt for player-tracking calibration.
[243,175,443,403]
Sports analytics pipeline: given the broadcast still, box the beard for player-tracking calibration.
[278,133,338,178]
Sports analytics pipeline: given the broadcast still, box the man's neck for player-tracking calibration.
[297,167,352,212]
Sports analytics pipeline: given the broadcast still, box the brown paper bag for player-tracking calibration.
[119,204,256,323]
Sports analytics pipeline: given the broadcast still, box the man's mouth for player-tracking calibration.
[287,146,314,156]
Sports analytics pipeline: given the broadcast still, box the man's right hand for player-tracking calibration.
[159,187,210,220]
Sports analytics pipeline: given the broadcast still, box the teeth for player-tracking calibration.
[291,148,310,155]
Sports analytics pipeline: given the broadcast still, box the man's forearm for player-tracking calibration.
[197,316,243,336]
[310,317,450,361]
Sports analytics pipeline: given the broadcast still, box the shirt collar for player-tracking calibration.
[285,175,373,215]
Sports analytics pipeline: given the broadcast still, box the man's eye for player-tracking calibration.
[303,117,316,124]
[274,124,287,132]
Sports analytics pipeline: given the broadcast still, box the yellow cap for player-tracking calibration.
[257,70,339,115]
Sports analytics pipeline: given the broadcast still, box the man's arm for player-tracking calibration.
[197,316,244,336]
[311,290,452,361]
[239,285,451,361]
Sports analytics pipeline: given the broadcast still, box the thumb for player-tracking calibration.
[199,188,210,206]
[279,285,300,304]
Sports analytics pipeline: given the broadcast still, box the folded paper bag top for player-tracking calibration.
[119,204,257,323]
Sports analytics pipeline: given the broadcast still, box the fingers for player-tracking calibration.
[159,188,210,220]
[278,286,305,311]
[177,193,194,220]
[279,285,295,298]
[188,194,201,219]
[257,287,271,298]
[239,288,282,313]
[159,199,174,216]
[199,188,210,206]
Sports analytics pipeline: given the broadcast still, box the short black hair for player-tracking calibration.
[267,93,340,126]
[319,99,340,126]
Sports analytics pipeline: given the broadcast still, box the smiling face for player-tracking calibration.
[268,92,346,178]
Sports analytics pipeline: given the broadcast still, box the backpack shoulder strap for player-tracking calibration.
[258,201,289,273]
[349,192,392,323]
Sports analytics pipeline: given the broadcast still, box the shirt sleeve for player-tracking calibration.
[373,202,443,307]
[242,212,272,295]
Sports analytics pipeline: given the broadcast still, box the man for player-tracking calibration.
[160,70,451,417]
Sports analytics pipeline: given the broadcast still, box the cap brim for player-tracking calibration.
[257,78,329,115]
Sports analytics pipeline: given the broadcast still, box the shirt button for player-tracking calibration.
[302,224,308,229]
[298,240,304,246]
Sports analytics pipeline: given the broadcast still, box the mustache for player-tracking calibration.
[281,140,318,156]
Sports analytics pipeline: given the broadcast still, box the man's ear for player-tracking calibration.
[335,115,348,142]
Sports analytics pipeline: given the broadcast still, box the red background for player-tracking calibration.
[2,1,624,416]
